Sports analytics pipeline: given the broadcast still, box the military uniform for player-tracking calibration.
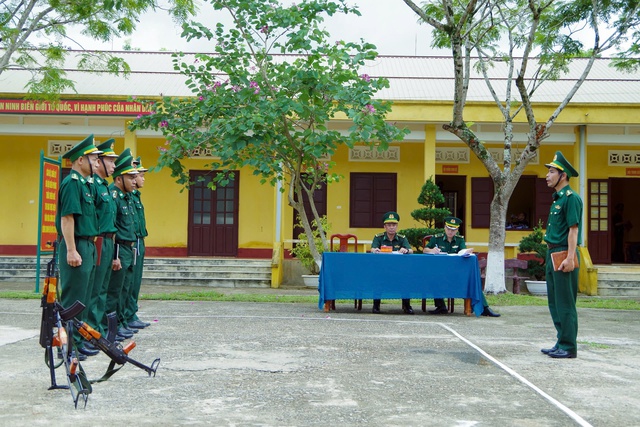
[426,216,498,316]
[104,152,139,338]
[86,139,119,336]
[371,232,412,252]
[125,156,149,328]
[426,233,466,254]
[55,135,101,350]
[543,152,583,358]
[370,211,414,314]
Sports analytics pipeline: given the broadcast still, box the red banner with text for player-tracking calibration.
[0,99,150,116]
[39,159,60,252]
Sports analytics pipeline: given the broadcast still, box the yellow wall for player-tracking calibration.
[2,102,639,256]
[1,134,44,244]
[0,134,276,250]
[131,137,276,249]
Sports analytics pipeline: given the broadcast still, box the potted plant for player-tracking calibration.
[517,222,548,295]
[290,216,330,287]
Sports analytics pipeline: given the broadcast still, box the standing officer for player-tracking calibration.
[424,216,500,317]
[370,211,414,314]
[542,151,583,359]
[56,135,102,358]
[125,156,151,330]
[83,139,119,353]
[105,150,139,341]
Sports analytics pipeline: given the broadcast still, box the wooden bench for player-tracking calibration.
[479,258,529,294]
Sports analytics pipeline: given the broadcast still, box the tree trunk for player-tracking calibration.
[484,189,509,294]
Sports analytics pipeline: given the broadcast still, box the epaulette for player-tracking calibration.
[566,190,573,196]
[458,235,464,239]
[434,233,444,238]
[111,190,120,199]
[71,174,79,180]
[374,232,384,237]
[397,233,406,238]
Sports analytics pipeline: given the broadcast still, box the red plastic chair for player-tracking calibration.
[330,234,361,310]
[420,235,455,313]
[331,234,358,253]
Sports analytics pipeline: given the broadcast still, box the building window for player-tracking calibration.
[350,173,397,228]
[471,176,554,229]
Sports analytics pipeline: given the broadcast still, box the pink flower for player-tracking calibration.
[260,25,269,34]
[158,146,167,153]
[363,104,375,114]
[250,81,260,94]
[159,120,168,128]
[360,74,371,82]
[199,96,204,101]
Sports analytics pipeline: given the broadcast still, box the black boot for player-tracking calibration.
[372,299,381,314]
[402,299,414,314]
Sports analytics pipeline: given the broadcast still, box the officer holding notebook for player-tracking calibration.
[542,151,583,359]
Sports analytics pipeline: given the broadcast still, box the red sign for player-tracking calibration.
[442,165,459,174]
[0,99,151,116]
[40,161,60,251]
[626,168,640,176]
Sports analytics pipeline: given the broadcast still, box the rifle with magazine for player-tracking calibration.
[39,241,92,408]
[39,241,160,407]
[77,312,160,383]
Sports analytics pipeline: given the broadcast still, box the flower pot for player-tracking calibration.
[302,274,319,288]
[525,280,547,296]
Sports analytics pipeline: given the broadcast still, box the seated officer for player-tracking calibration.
[423,216,500,317]
[370,211,414,314]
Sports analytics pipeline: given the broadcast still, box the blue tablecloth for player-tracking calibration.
[318,252,484,316]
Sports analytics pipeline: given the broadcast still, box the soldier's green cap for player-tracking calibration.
[62,134,102,162]
[383,211,400,224]
[112,155,139,178]
[97,139,118,158]
[134,156,149,172]
[545,151,579,178]
[115,148,133,167]
[444,216,462,229]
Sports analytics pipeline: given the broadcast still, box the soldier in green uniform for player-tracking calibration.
[370,211,414,314]
[125,156,151,330]
[84,139,119,353]
[424,216,500,317]
[56,135,102,358]
[542,151,583,359]
[105,150,139,341]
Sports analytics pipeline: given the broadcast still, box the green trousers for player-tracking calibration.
[124,238,145,324]
[545,248,579,353]
[105,243,134,330]
[86,237,114,335]
[58,238,96,346]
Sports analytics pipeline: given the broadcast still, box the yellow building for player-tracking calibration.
[1,52,639,281]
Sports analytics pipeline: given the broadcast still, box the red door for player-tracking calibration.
[188,171,239,256]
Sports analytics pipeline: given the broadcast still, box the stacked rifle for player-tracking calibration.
[39,243,160,408]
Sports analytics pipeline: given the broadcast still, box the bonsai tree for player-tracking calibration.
[517,222,547,281]
[290,216,330,275]
[400,177,451,251]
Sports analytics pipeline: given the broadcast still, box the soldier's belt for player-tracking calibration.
[75,236,97,243]
[115,240,136,247]
[100,233,116,239]
[547,243,567,249]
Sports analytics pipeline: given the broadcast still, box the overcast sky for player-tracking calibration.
[71,0,445,56]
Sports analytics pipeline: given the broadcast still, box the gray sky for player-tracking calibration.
[72,0,444,56]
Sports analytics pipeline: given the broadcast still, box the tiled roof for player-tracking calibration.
[1,50,638,103]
